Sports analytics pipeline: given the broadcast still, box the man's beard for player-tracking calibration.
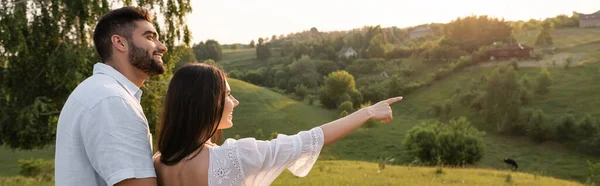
[128,42,165,76]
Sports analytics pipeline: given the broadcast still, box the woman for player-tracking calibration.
[153,63,403,186]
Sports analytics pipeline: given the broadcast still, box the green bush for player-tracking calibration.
[555,113,577,141]
[18,159,54,179]
[578,115,598,139]
[403,117,485,166]
[587,161,600,186]
[338,101,354,113]
[526,109,553,143]
[294,84,308,100]
[535,68,552,95]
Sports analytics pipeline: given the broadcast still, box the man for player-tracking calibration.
[55,6,167,186]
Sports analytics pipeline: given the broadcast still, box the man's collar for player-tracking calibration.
[93,63,143,101]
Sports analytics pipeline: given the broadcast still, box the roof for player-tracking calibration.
[337,47,357,55]
[579,10,600,16]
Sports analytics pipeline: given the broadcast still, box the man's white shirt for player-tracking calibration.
[55,63,155,186]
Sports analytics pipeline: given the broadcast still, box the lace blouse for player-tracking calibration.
[207,127,324,186]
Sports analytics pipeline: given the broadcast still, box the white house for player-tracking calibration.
[337,47,358,59]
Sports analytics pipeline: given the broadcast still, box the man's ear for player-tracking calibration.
[111,35,128,53]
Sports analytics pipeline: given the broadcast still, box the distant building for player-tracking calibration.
[579,10,600,28]
[409,26,433,40]
[487,44,534,59]
[337,47,358,59]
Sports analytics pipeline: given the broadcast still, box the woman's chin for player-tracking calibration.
[219,122,233,129]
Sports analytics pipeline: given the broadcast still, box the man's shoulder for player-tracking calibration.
[68,74,132,108]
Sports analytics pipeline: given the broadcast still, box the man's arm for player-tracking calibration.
[82,97,157,186]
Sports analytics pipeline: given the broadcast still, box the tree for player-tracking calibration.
[249,40,256,48]
[444,15,513,53]
[483,66,522,133]
[367,34,386,58]
[256,38,271,60]
[0,0,193,149]
[230,44,239,50]
[535,68,552,94]
[535,21,554,46]
[527,109,552,143]
[320,70,358,109]
[193,39,223,61]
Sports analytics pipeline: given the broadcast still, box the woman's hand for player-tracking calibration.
[366,96,403,123]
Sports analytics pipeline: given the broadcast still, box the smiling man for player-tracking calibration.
[55,7,167,186]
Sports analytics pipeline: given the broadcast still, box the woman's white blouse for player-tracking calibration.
[208,127,324,186]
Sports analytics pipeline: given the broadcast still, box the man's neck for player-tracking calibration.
[104,60,148,88]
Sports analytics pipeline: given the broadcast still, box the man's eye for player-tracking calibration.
[147,36,153,40]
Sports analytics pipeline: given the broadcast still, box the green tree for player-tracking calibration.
[249,40,255,48]
[256,38,271,60]
[527,109,552,143]
[368,34,386,58]
[294,84,308,100]
[320,70,358,109]
[443,15,513,53]
[483,66,522,133]
[535,21,554,46]
[193,39,223,61]
[0,1,193,149]
[535,68,552,94]
[230,44,239,50]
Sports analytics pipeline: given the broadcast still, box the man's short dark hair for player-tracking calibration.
[93,6,152,62]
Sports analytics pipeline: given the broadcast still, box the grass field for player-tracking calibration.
[516,28,600,49]
[272,160,584,186]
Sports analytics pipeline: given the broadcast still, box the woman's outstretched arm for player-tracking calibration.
[319,96,403,146]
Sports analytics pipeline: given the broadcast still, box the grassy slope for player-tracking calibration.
[272,160,583,186]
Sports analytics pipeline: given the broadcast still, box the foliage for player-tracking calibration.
[443,15,513,53]
[535,68,552,95]
[483,66,522,133]
[526,109,553,143]
[0,0,193,149]
[193,39,223,61]
[535,21,554,46]
[319,70,358,109]
[403,117,485,166]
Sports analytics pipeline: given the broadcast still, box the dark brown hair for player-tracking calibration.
[93,6,152,62]
[157,63,227,165]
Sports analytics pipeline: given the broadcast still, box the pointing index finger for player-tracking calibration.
[386,96,403,105]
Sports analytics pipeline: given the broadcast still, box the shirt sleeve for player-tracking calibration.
[81,96,156,186]
[236,127,324,185]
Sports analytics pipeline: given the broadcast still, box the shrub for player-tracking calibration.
[338,101,354,113]
[294,84,308,100]
[526,109,553,143]
[403,117,485,166]
[555,113,577,141]
[18,159,54,179]
[535,68,551,95]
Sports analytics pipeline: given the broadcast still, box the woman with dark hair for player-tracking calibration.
[153,63,403,186]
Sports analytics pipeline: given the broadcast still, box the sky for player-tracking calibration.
[185,0,599,45]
